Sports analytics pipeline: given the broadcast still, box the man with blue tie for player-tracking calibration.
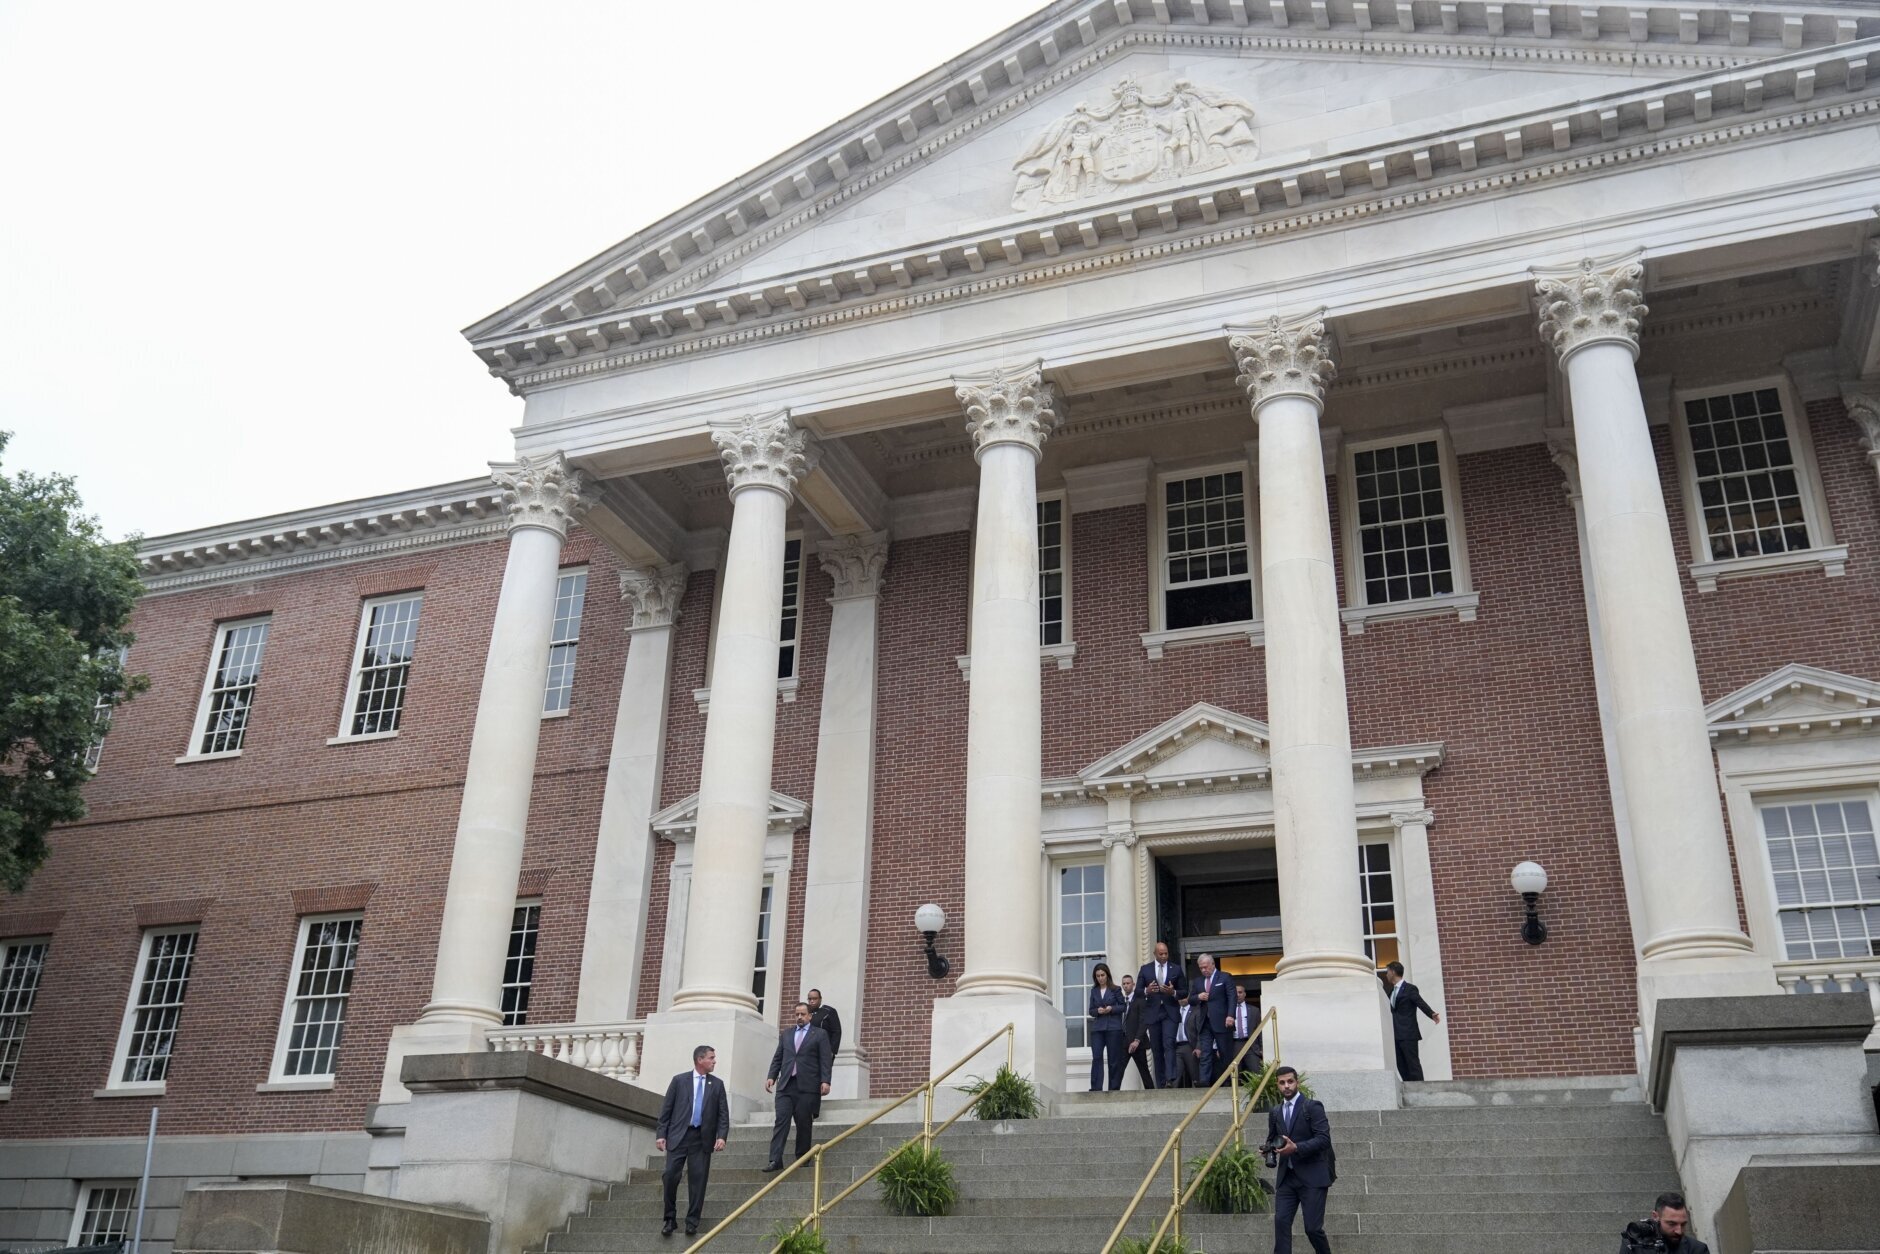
[655,1045,729,1239]
[1265,1065,1334,1254]
[1134,940,1187,1088]
[1190,952,1233,1085]
[763,1001,833,1172]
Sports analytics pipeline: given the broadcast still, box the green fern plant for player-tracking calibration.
[876,1142,959,1216]
[768,1219,830,1254]
[1113,1235,1194,1254]
[1186,1140,1273,1214]
[958,1065,1045,1120]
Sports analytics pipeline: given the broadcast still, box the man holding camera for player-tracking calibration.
[1620,1192,1708,1253]
[1263,1065,1333,1254]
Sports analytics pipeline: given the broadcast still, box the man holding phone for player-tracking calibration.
[1134,940,1187,1088]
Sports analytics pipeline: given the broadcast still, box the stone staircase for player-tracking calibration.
[536,1077,1678,1253]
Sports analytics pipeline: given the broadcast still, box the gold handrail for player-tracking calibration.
[683,1021,1015,1252]
[1098,1007,1280,1253]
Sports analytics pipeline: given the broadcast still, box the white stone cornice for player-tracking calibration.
[1533,252,1650,364]
[619,562,688,631]
[710,409,811,497]
[816,531,890,600]
[493,453,595,538]
[955,361,1061,459]
[1228,310,1337,409]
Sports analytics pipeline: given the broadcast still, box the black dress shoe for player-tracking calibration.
[660,1219,676,1237]
[761,1161,784,1173]
[685,1226,699,1237]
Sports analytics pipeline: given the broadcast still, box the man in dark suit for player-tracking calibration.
[1135,940,1187,1089]
[763,1001,833,1172]
[655,1045,729,1238]
[1190,952,1233,1085]
[1231,982,1263,1077]
[805,987,842,1060]
[1119,974,1153,1089]
[1380,961,1441,1082]
[1266,1065,1333,1254]
[1174,997,1205,1088]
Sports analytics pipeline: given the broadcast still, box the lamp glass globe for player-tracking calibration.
[1510,861,1548,895]
[914,903,947,935]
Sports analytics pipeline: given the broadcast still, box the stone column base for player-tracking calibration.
[379,1018,492,1104]
[929,990,1066,1117]
[638,1004,778,1121]
[176,1181,488,1254]
[830,1045,871,1101]
[1636,953,1778,1045]
[1260,969,1396,1108]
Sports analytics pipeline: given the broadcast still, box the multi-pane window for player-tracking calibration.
[0,940,49,1087]
[1762,799,1880,960]
[1685,388,1812,561]
[1055,863,1107,1049]
[1163,471,1252,630]
[1039,498,1066,647]
[543,569,588,715]
[113,928,198,1086]
[1354,440,1455,605]
[501,902,540,1027]
[192,618,269,755]
[274,915,362,1079]
[751,878,775,1013]
[71,1183,138,1246]
[84,646,128,773]
[344,595,421,737]
[1358,844,1398,968]
[778,540,802,680]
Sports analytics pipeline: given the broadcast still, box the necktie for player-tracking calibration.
[1283,1099,1295,1129]
[1237,1006,1247,1037]
[1391,983,1400,1006]
[691,1074,704,1127]
[792,1026,806,1077]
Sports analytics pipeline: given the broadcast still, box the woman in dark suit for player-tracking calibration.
[1087,962,1126,1091]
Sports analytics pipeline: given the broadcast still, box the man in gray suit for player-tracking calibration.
[762,1001,833,1171]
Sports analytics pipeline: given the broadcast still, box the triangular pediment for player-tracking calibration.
[466,0,1871,381]
[1081,702,1274,783]
[651,789,810,841]
[1706,664,1880,740]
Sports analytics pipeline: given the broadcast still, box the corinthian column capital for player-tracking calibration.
[1228,310,1337,410]
[1532,253,1649,364]
[619,563,688,631]
[493,454,595,538]
[955,361,1061,460]
[817,531,890,600]
[712,409,812,497]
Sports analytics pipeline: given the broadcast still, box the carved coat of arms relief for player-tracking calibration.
[1011,73,1259,211]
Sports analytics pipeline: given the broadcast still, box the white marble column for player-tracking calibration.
[381,455,592,1101]
[929,363,1066,1098]
[574,563,687,1027]
[1534,257,1775,1019]
[1390,809,1453,1083]
[639,411,808,1106]
[798,532,889,1099]
[1229,315,1394,1101]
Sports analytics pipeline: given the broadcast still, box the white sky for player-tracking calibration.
[0,0,1031,542]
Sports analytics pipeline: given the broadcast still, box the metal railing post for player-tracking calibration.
[1170,1131,1183,1243]
[922,1083,933,1155]
[810,1150,823,1232]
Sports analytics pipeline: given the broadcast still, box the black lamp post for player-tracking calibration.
[1511,861,1549,945]
[915,903,950,979]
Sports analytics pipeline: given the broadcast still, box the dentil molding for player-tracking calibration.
[955,361,1063,458]
[1229,310,1337,408]
[619,563,688,630]
[1533,253,1650,363]
[493,454,596,538]
[817,531,890,600]
[711,410,812,496]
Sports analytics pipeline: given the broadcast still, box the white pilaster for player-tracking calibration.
[930,362,1066,1096]
[1390,809,1453,1083]
[639,412,809,1108]
[1229,314,1395,1101]
[1533,256,1776,1028]
[799,531,889,1099]
[574,563,687,1026]
[381,454,592,1102]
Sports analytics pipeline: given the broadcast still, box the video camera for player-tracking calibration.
[1621,1219,1670,1254]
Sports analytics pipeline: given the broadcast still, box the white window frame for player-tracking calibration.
[1670,375,1845,592]
[69,1180,140,1247]
[1338,428,1479,633]
[542,567,589,718]
[501,899,541,1027]
[752,874,777,1015]
[778,537,804,682]
[1037,491,1073,655]
[181,617,271,762]
[1142,460,1263,656]
[105,925,198,1094]
[84,646,128,773]
[1052,858,1107,1051]
[695,533,802,712]
[1752,793,1880,963]
[1358,841,1399,969]
[331,593,423,744]
[264,913,363,1089]
[0,937,50,1095]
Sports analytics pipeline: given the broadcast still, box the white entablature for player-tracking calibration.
[651,789,810,842]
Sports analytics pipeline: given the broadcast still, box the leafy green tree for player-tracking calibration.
[0,432,146,889]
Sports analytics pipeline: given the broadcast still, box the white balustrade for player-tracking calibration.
[485,1020,644,1081]
[1775,959,1880,1049]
